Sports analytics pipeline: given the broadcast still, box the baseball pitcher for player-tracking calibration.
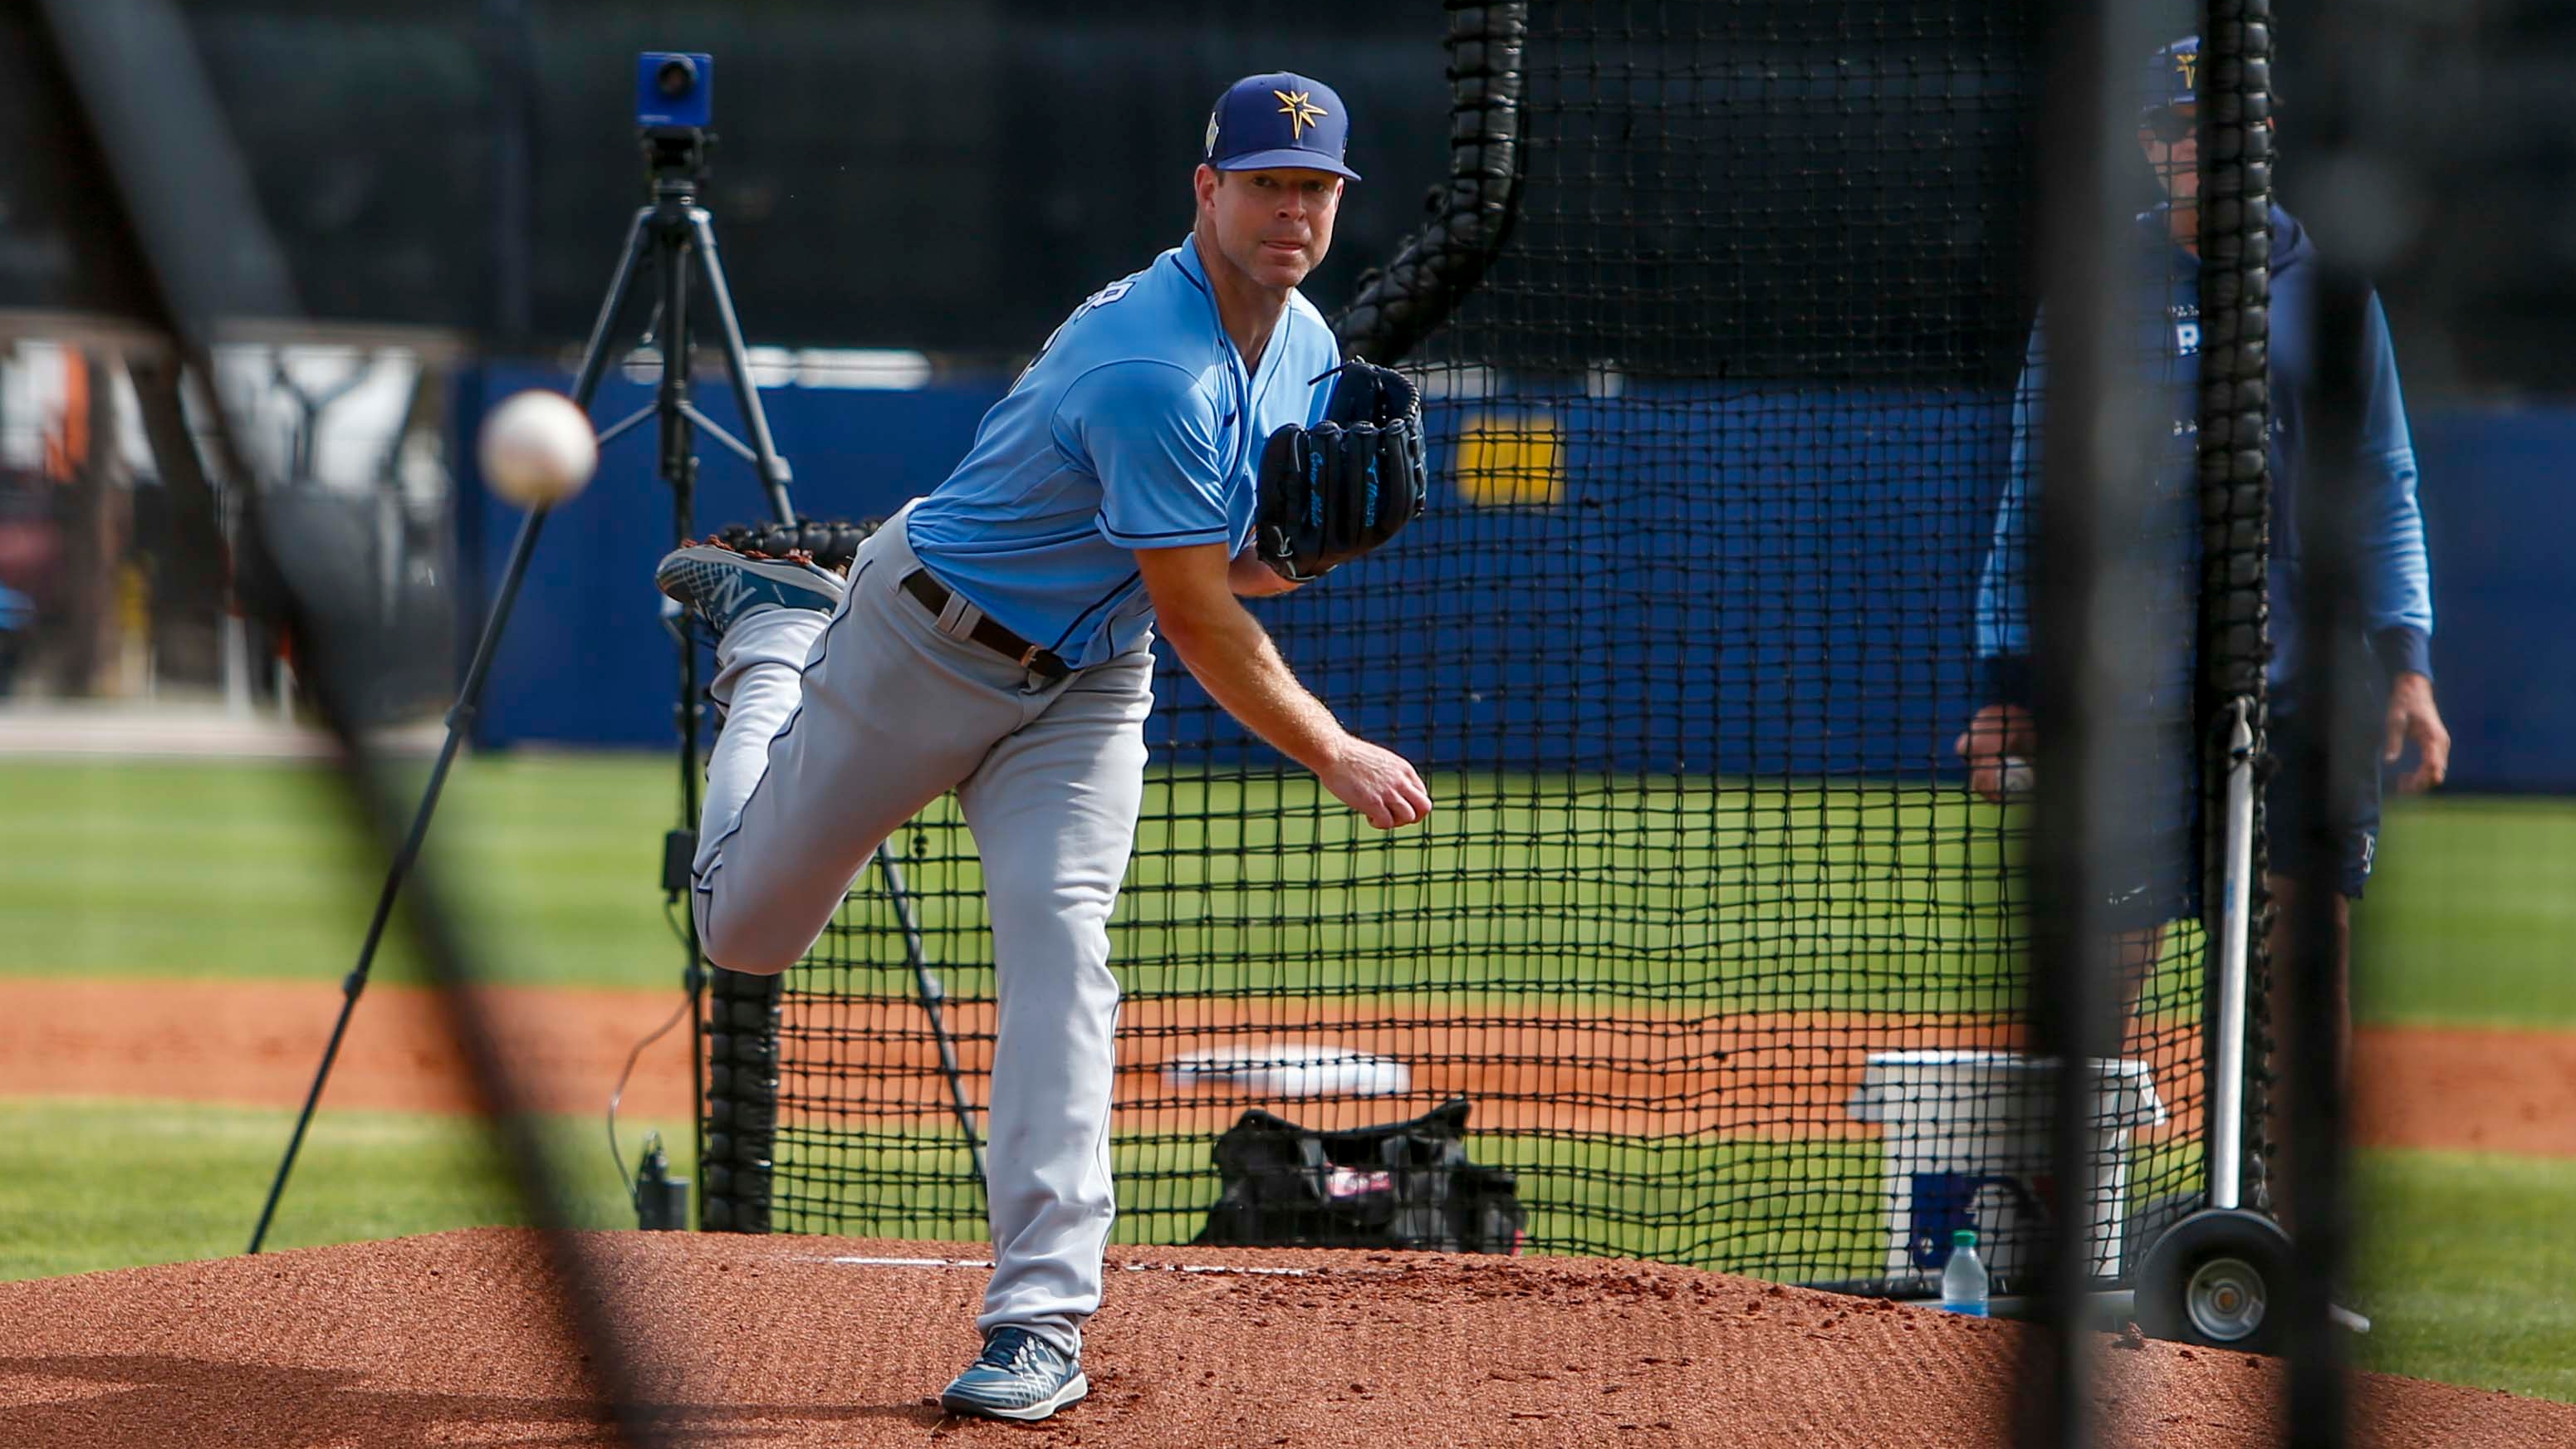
[654,71,1428,1422]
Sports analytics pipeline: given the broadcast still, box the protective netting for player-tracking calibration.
[708,0,2258,1294]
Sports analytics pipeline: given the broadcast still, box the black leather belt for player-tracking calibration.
[899,569,1070,681]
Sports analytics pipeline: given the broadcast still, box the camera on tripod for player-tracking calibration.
[636,51,712,130]
[636,51,714,179]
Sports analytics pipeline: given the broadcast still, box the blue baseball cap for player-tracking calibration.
[1204,72,1360,181]
[2143,35,2201,114]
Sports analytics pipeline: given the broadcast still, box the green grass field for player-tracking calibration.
[0,755,2089,1012]
[2352,1149,2576,1401]
[0,754,690,990]
[3,754,2574,1399]
[2351,795,2576,1027]
[10,754,2560,1021]
[0,1098,699,1282]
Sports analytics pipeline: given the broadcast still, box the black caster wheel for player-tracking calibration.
[2123,1189,2203,1277]
[2136,1207,2294,1353]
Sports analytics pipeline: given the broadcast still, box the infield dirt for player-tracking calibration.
[2,978,2571,1156]
[7,981,2576,1445]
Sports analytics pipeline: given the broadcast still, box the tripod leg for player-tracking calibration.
[249,502,554,1252]
[249,212,658,1253]
[688,211,796,525]
[570,208,656,408]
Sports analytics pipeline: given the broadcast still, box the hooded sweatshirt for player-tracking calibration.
[1974,204,2434,715]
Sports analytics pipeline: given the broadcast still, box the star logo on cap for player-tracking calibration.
[1273,89,1327,140]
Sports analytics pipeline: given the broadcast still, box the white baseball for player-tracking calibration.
[477,389,599,508]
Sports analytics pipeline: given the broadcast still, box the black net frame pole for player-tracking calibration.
[26,2,666,1441]
[2281,17,2379,1448]
[671,407,709,1226]
[2281,301,2362,1448]
[2021,0,2172,1442]
[2197,0,2278,1220]
[1330,0,1526,363]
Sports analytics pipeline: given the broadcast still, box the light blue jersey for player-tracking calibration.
[905,237,1342,670]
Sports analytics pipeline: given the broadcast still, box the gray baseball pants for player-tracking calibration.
[691,503,1153,1358]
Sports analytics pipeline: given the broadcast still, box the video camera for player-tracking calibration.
[636,51,712,130]
[636,51,714,180]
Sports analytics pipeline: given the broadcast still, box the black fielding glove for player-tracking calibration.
[1253,359,1429,583]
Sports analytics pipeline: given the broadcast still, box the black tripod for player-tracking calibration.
[248,127,984,1253]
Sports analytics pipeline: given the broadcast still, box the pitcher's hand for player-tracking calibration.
[1319,737,1432,830]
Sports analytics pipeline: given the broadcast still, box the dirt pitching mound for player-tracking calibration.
[0,1229,2565,1448]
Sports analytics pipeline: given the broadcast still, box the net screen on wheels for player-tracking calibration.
[702,0,2236,1301]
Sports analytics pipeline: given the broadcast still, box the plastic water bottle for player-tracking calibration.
[1941,1228,1990,1316]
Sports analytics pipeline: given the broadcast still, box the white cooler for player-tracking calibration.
[1847,1049,2167,1285]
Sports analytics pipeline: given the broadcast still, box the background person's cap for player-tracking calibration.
[2142,35,2201,114]
[1204,72,1359,180]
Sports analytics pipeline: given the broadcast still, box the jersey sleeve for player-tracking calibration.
[2354,290,2435,678]
[1976,314,2045,706]
[1301,306,1345,427]
[1059,360,1232,550]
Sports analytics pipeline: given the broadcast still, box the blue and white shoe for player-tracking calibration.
[654,540,846,639]
[937,1327,1088,1422]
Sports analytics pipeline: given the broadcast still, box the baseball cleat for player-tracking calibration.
[654,536,847,639]
[937,1327,1088,1422]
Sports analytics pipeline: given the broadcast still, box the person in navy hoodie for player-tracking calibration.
[1955,36,2448,1063]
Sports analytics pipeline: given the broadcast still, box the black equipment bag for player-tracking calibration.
[1192,1098,1526,1254]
